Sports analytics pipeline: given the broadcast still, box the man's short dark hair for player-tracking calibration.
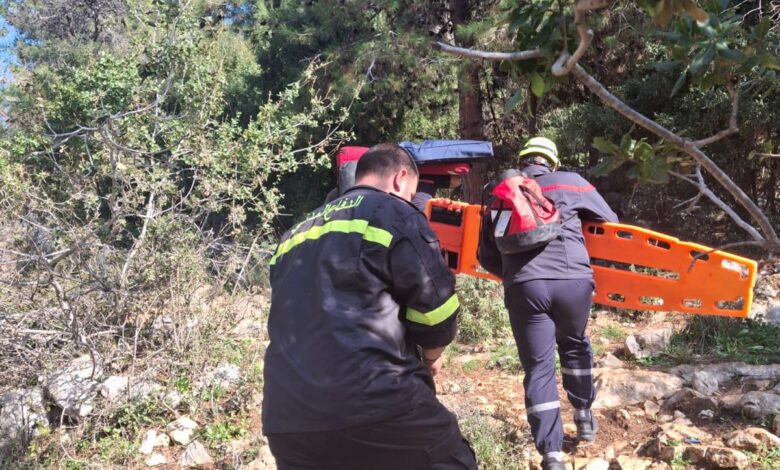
[355,143,418,181]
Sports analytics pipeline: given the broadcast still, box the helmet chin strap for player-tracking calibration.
[520,155,552,169]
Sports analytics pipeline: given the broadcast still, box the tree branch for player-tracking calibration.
[570,64,780,249]
[691,81,739,147]
[432,41,545,61]
[552,0,611,76]
[670,166,765,243]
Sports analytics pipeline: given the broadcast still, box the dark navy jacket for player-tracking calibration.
[502,165,618,285]
[263,186,460,434]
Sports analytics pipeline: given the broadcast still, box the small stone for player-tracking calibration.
[774,414,780,436]
[162,390,183,408]
[444,381,461,394]
[616,455,653,470]
[167,416,199,445]
[475,395,488,405]
[646,462,671,470]
[153,432,170,448]
[643,401,660,418]
[673,410,685,420]
[139,430,156,455]
[179,440,214,467]
[698,409,715,420]
[194,363,242,392]
[682,445,706,463]
[597,353,624,369]
[658,414,674,424]
[705,446,748,469]
[624,328,673,359]
[564,423,577,435]
[605,446,615,460]
[691,370,719,395]
[145,453,167,466]
[579,457,610,470]
[615,409,631,429]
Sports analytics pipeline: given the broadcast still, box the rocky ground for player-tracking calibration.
[436,306,780,470]
[1,273,779,469]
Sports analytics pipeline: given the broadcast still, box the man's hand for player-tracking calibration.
[422,346,445,376]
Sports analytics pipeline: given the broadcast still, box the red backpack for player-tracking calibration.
[484,169,562,254]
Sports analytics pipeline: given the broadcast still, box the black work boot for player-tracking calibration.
[574,408,598,442]
[542,452,566,470]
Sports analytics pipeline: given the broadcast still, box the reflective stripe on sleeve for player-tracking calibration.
[405,294,460,326]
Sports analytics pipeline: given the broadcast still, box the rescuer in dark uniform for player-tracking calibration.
[263,143,477,470]
[482,137,619,470]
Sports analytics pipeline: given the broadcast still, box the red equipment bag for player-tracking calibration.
[488,169,562,253]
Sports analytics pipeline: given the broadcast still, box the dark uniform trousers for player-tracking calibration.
[505,278,596,454]
[267,399,477,470]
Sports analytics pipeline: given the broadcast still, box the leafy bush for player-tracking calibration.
[456,276,510,344]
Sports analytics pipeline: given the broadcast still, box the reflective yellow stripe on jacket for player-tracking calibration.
[405,294,460,326]
[270,219,393,266]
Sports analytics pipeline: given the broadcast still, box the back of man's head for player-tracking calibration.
[355,143,418,181]
[354,143,419,202]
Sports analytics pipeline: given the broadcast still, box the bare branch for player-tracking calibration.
[687,240,764,272]
[670,166,765,243]
[691,81,739,147]
[433,41,545,61]
[120,192,156,289]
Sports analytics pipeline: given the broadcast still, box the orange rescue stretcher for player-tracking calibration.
[425,198,758,318]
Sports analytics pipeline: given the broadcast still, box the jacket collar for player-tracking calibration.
[523,164,552,178]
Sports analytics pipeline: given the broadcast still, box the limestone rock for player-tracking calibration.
[43,355,103,418]
[145,453,167,466]
[195,363,241,392]
[738,391,780,419]
[698,409,715,420]
[624,328,672,359]
[774,414,780,437]
[99,376,161,404]
[593,369,684,408]
[681,446,706,463]
[0,388,48,456]
[723,427,780,451]
[167,416,199,445]
[139,430,157,455]
[670,362,780,385]
[661,388,718,416]
[616,455,654,470]
[596,353,624,369]
[644,400,661,418]
[691,371,719,395]
[179,440,213,467]
[705,446,748,469]
[579,457,610,470]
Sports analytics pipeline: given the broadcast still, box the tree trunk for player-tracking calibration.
[451,0,486,203]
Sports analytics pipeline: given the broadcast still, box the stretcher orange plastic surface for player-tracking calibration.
[426,198,757,317]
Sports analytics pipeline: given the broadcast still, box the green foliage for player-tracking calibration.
[459,412,526,469]
[456,276,510,344]
[643,316,780,365]
[591,133,674,183]
[204,417,249,446]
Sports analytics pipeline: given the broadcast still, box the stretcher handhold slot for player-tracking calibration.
[590,258,680,280]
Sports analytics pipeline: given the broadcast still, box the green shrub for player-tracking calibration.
[456,276,510,344]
